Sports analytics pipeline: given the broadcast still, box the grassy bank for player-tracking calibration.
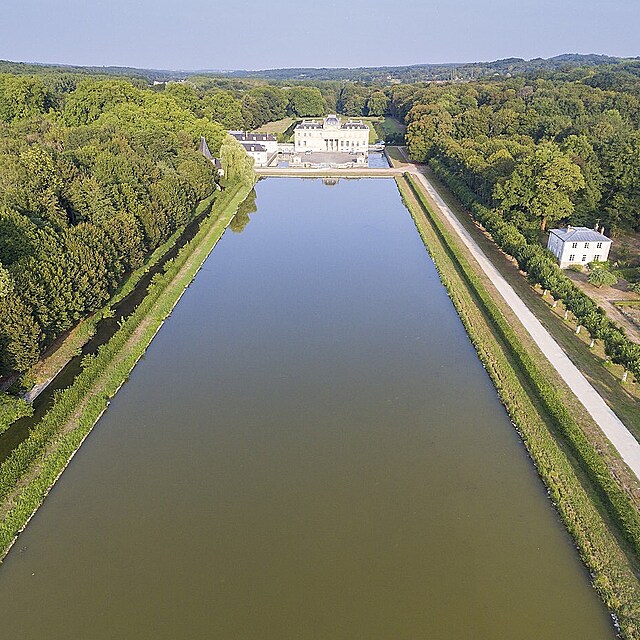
[0,181,253,561]
[10,192,220,407]
[397,174,640,639]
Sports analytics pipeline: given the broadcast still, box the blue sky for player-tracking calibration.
[1,0,638,70]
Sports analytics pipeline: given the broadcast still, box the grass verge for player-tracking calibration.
[397,174,640,639]
[0,181,253,562]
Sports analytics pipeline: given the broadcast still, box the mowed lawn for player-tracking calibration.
[253,117,297,135]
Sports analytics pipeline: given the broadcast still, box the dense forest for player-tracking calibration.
[392,66,640,234]
[0,75,239,380]
[2,58,640,388]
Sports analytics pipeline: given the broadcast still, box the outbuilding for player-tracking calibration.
[229,131,278,155]
[240,142,269,167]
[547,226,612,268]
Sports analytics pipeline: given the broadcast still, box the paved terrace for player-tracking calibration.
[255,149,640,482]
[255,166,406,178]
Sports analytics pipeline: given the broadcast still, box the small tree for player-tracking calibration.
[588,269,618,288]
[582,309,609,348]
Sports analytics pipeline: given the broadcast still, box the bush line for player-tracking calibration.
[398,174,640,638]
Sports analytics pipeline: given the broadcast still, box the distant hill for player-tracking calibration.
[1,53,637,85]
[0,59,186,83]
[218,54,634,83]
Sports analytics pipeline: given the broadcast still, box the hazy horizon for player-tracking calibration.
[2,51,634,74]
[1,0,638,72]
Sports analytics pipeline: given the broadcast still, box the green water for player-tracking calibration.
[0,178,614,639]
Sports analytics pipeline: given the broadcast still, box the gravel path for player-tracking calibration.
[411,168,640,480]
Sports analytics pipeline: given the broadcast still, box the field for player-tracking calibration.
[253,117,298,142]
[253,117,296,135]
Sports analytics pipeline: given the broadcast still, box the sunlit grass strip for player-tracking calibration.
[397,175,640,639]
[0,182,253,561]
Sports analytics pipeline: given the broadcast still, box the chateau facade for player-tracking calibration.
[294,115,369,154]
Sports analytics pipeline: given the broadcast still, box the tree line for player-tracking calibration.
[390,71,640,234]
[0,74,250,380]
[384,68,640,379]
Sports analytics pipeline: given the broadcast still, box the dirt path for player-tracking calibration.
[566,269,640,343]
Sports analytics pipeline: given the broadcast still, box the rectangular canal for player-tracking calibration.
[0,178,614,639]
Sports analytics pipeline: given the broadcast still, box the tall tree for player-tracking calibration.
[494,143,585,230]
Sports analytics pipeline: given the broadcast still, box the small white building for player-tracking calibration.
[229,131,278,155]
[294,115,369,155]
[240,142,268,167]
[547,226,612,268]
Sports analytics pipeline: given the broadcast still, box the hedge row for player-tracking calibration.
[429,158,640,382]
[0,393,32,435]
[0,181,253,557]
[399,175,640,638]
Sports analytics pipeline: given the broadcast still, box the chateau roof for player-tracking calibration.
[297,120,323,129]
[241,142,267,152]
[230,131,277,142]
[549,226,611,243]
[324,114,340,128]
[342,121,368,129]
[295,117,369,131]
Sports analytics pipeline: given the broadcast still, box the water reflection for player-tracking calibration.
[229,188,257,233]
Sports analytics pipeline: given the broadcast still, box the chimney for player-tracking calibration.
[601,226,605,235]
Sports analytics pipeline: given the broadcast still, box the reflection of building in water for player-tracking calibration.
[322,177,340,187]
[294,115,368,156]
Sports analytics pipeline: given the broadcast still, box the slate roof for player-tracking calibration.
[342,121,368,130]
[296,121,323,129]
[549,226,611,243]
[230,132,276,142]
[241,142,267,152]
[295,117,369,131]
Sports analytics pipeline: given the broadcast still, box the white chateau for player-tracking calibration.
[547,226,612,268]
[294,115,369,157]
